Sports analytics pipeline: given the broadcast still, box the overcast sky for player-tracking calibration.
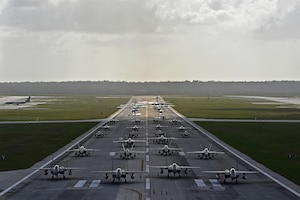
[0,0,300,82]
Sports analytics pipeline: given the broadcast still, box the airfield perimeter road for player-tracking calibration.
[0,96,299,200]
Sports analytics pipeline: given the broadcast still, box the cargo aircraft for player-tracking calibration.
[5,96,31,105]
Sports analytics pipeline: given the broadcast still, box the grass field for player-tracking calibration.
[0,122,98,171]
[164,96,300,119]
[0,96,130,121]
[197,122,300,185]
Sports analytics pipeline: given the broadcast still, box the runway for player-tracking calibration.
[0,96,299,200]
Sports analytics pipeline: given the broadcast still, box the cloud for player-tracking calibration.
[1,0,299,39]
[146,0,300,39]
[0,0,158,34]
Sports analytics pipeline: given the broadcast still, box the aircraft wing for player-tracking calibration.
[235,170,259,174]
[92,170,115,174]
[68,149,80,152]
[131,150,146,154]
[113,140,125,143]
[132,139,146,143]
[122,170,147,174]
[149,165,169,169]
[202,170,227,174]
[85,148,101,152]
[157,147,182,151]
[209,151,224,154]
[187,150,205,154]
[178,166,201,169]
[39,167,84,170]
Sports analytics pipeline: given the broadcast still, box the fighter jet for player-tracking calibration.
[93,167,146,183]
[127,125,144,132]
[176,125,192,132]
[170,118,181,125]
[150,162,200,177]
[202,167,259,183]
[95,130,105,138]
[68,144,101,157]
[113,137,146,148]
[154,124,167,130]
[180,131,190,137]
[151,145,183,156]
[187,144,224,159]
[39,164,83,179]
[148,135,178,145]
[110,144,146,159]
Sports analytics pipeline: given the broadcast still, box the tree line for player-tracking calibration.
[0,81,299,96]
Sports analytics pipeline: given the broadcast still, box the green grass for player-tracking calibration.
[164,96,300,120]
[196,122,300,185]
[0,96,129,121]
[0,123,97,171]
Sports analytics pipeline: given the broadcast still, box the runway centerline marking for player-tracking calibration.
[146,178,150,190]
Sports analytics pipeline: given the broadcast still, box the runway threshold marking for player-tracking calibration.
[194,179,206,187]
[146,164,150,172]
[74,180,87,188]
[89,180,101,188]
[209,179,222,188]
[146,155,149,162]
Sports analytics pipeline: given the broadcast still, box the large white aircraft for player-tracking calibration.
[202,167,259,183]
[151,145,183,156]
[150,162,200,177]
[113,137,146,148]
[110,144,146,159]
[93,167,146,183]
[148,135,178,145]
[187,144,224,159]
[5,96,31,105]
[39,164,83,179]
[68,144,101,157]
